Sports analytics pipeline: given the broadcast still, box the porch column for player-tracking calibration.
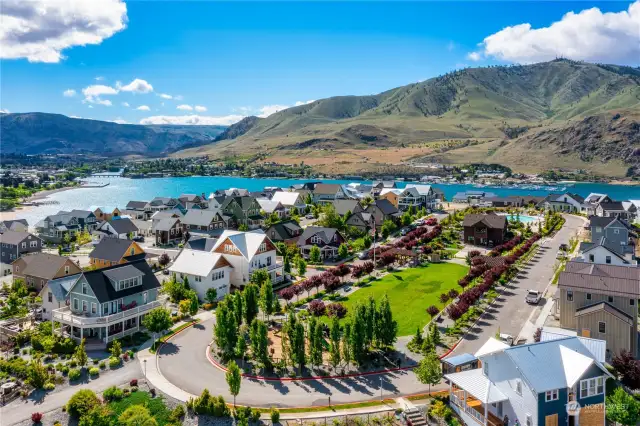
[105,325,109,343]
[484,402,488,425]
[80,327,83,341]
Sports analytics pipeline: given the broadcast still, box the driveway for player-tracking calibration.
[452,214,585,355]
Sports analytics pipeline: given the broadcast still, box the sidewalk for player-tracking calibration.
[279,402,400,421]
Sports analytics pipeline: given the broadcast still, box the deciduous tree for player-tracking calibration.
[329,317,341,370]
[415,352,442,394]
[243,284,259,325]
[143,307,172,351]
[226,360,242,407]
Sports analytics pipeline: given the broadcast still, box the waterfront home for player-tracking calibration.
[178,193,208,209]
[184,236,218,251]
[181,210,226,234]
[0,219,28,233]
[462,213,507,247]
[312,183,346,203]
[51,260,163,347]
[206,194,225,212]
[151,209,184,227]
[485,195,545,208]
[364,199,400,227]
[581,193,612,216]
[595,201,637,221]
[220,196,263,229]
[69,210,98,231]
[40,274,78,321]
[589,217,633,251]
[131,219,152,238]
[538,192,584,213]
[452,191,498,206]
[35,212,80,243]
[13,253,82,291]
[446,336,610,426]
[577,237,636,266]
[270,191,306,210]
[404,184,438,210]
[265,220,303,244]
[290,182,321,192]
[93,207,121,222]
[92,218,139,244]
[0,231,43,276]
[169,249,233,301]
[378,188,401,208]
[152,217,183,245]
[124,201,151,220]
[257,199,289,219]
[557,261,640,358]
[297,226,346,261]
[397,186,423,211]
[211,230,283,286]
[89,238,146,269]
[213,188,249,197]
[148,197,184,212]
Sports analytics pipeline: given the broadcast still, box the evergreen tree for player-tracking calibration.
[375,294,398,348]
[309,246,321,264]
[284,256,291,274]
[329,317,341,370]
[412,327,424,348]
[338,243,348,259]
[430,323,440,347]
[183,276,190,290]
[342,322,352,367]
[421,334,435,355]
[74,338,89,369]
[243,284,259,325]
[293,321,306,374]
[296,257,307,277]
[214,301,237,359]
[365,296,376,347]
[259,279,275,321]
[232,292,244,326]
[249,319,269,367]
[350,304,368,364]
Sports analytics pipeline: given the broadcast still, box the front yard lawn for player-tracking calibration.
[336,263,468,336]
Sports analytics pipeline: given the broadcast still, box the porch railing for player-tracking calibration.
[52,297,166,327]
[450,392,503,426]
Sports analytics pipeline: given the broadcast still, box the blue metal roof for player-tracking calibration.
[442,352,477,366]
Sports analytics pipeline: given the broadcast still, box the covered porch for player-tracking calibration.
[446,369,506,426]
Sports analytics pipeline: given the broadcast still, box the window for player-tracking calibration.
[21,242,26,249]
[545,389,559,402]
[595,226,602,233]
[195,276,202,282]
[48,292,53,303]
[30,241,37,248]
[515,379,522,395]
[586,293,592,300]
[608,296,614,303]
[599,322,606,333]
[631,299,635,306]
[82,283,87,294]
[525,414,532,426]
[91,302,97,314]
[614,228,620,234]
[606,256,612,264]
[483,361,488,376]
[73,298,79,310]
[64,265,70,274]
[82,300,87,312]
[567,290,573,302]
[103,303,109,315]
[580,377,604,398]
[589,254,594,262]
[130,247,135,256]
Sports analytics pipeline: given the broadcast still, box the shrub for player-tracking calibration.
[103,386,124,401]
[426,305,440,317]
[130,386,139,392]
[68,360,77,368]
[99,361,106,370]
[89,367,99,376]
[168,405,186,423]
[66,389,100,418]
[43,382,55,391]
[270,407,280,424]
[31,412,43,423]
[447,289,459,299]
[326,303,348,319]
[308,300,326,316]
[78,405,113,426]
[108,357,121,368]
[118,405,156,426]
[68,368,81,381]
[129,379,138,387]
[92,358,99,365]
[439,293,450,303]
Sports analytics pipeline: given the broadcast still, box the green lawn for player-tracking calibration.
[337,263,468,336]
[108,391,172,425]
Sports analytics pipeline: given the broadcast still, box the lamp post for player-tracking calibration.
[143,359,147,386]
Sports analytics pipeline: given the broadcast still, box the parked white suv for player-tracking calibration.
[525,289,542,305]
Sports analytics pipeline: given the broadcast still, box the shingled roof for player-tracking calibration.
[462,213,507,229]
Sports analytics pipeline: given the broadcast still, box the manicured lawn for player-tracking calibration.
[108,391,172,425]
[337,263,468,336]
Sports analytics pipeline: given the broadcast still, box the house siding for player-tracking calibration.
[590,224,628,247]
[175,267,232,302]
[538,388,568,426]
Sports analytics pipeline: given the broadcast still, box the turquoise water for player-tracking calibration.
[506,214,538,223]
[10,176,640,225]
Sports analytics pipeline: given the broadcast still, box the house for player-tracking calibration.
[404,184,438,210]
[152,217,183,245]
[12,253,82,291]
[147,197,184,212]
[151,209,184,227]
[581,193,612,216]
[69,210,98,231]
[538,193,584,213]
[178,193,208,210]
[92,218,139,244]
[452,191,498,206]
[257,199,289,219]
[0,219,28,233]
[211,230,283,286]
[462,213,507,247]
[397,187,423,211]
[220,196,263,229]
[40,274,78,321]
[345,212,375,233]
[486,196,546,208]
[589,216,633,250]
[577,237,636,266]
[269,191,307,211]
[131,219,152,238]
[169,249,233,301]
[123,201,151,220]
[557,261,640,358]
[363,199,400,227]
[265,220,303,244]
[0,231,43,276]
[378,188,401,209]
[88,238,146,269]
[446,336,610,426]
[184,236,218,251]
[35,212,80,243]
[312,184,346,203]
[297,226,346,260]
[595,201,637,221]
[290,182,321,192]
[181,210,226,234]
[541,326,607,363]
[51,260,163,347]
[92,207,121,222]
[331,199,362,217]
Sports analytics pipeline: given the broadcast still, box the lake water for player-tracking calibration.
[9,176,640,226]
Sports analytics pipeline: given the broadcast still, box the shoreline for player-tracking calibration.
[607,179,640,186]
[27,185,78,202]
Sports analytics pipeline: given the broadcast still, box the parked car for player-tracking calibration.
[400,228,409,236]
[556,250,567,259]
[414,219,425,226]
[133,235,145,242]
[559,243,569,251]
[305,214,315,219]
[498,333,515,346]
[358,251,369,260]
[525,289,542,304]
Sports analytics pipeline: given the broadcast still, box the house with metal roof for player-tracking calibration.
[577,237,636,266]
[557,261,640,358]
[152,217,183,245]
[92,217,139,244]
[463,213,507,247]
[265,220,303,244]
[538,193,585,213]
[51,260,163,348]
[595,201,637,221]
[446,336,611,426]
[270,191,306,210]
[181,210,226,235]
[312,184,347,203]
[169,249,233,301]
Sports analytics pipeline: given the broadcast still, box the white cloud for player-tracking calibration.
[97,99,112,106]
[258,104,289,118]
[466,51,482,61]
[136,105,150,111]
[471,1,640,64]
[82,84,118,97]
[174,95,183,101]
[118,78,153,94]
[139,114,245,126]
[0,109,9,114]
[177,104,193,111]
[111,118,128,124]
[447,41,456,52]
[63,89,76,97]
[194,105,207,112]
[159,93,172,99]
[294,100,316,107]
[0,0,127,63]
[95,76,105,81]
[69,115,81,119]
[122,102,130,107]
[88,105,94,109]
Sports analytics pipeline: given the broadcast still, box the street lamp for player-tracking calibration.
[143,359,147,385]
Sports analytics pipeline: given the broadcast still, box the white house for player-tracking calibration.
[271,191,306,210]
[169,249,233,301]
[577,237,636,266]
[397,187,422,211]
[404,184,438,210]
[92,218,139,244]
[539,193,585,213]
[211,230,283,287]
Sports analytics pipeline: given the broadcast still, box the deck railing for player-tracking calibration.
[52,297,166,327]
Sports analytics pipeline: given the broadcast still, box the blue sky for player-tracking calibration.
[1,1,638,125]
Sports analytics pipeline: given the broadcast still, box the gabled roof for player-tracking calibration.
[1,219,28,231]
[442,352,477,367]
[379,188,402,196]
[83,260,161,304]
[444,369,507,404]
[313,183,343,195]
[99,218,138,235]
[152,217,181,232]
[170,249,233,277]
[332,199,361,216]
[126,201,148,210]
[400,186,421,197]
[404,184,433,195]
[0,230,38,245]
[298,226,342,245]
[271,191,303,206]
[579,237,631,259]
[44,274,80,302]
[589,216,631,230]
[584,193,608,204]
[257,199,285,214]
[89,238,140,262]
[541,327,606,363]
[576,301,634,324]
[559,261,640,296]
[370,199,399,215]
[267,220,302,240]
[184,236,218,251]
[212,230,271,259]
[462,213,507,229]
[182,210,223,227]
[69,209,95,219]
[474,337,509,357]
[151,209,184,220]
[18,253,73,279]
[599,201,632,211]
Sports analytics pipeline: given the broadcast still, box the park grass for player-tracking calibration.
[335,263,468,336]
[107,391,173,425]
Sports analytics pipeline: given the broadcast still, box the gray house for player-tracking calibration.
[589,216,633,252]
[0,231,43,276]
[0,219,29,233]
[52,260,163,347]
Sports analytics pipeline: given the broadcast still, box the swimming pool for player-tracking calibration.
[505,214,539,223]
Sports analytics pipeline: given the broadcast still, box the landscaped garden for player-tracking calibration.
[330,263,468,336]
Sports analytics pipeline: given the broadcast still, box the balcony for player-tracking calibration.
[53,297,166,328]
[450,390,503,426]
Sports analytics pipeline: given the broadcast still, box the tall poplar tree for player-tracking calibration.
[243,283,259,325]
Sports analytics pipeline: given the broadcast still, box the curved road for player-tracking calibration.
[157,320,432,407]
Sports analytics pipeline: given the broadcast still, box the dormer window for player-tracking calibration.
[118,276,140,291]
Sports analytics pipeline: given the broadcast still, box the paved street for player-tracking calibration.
[452,214,586,355]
